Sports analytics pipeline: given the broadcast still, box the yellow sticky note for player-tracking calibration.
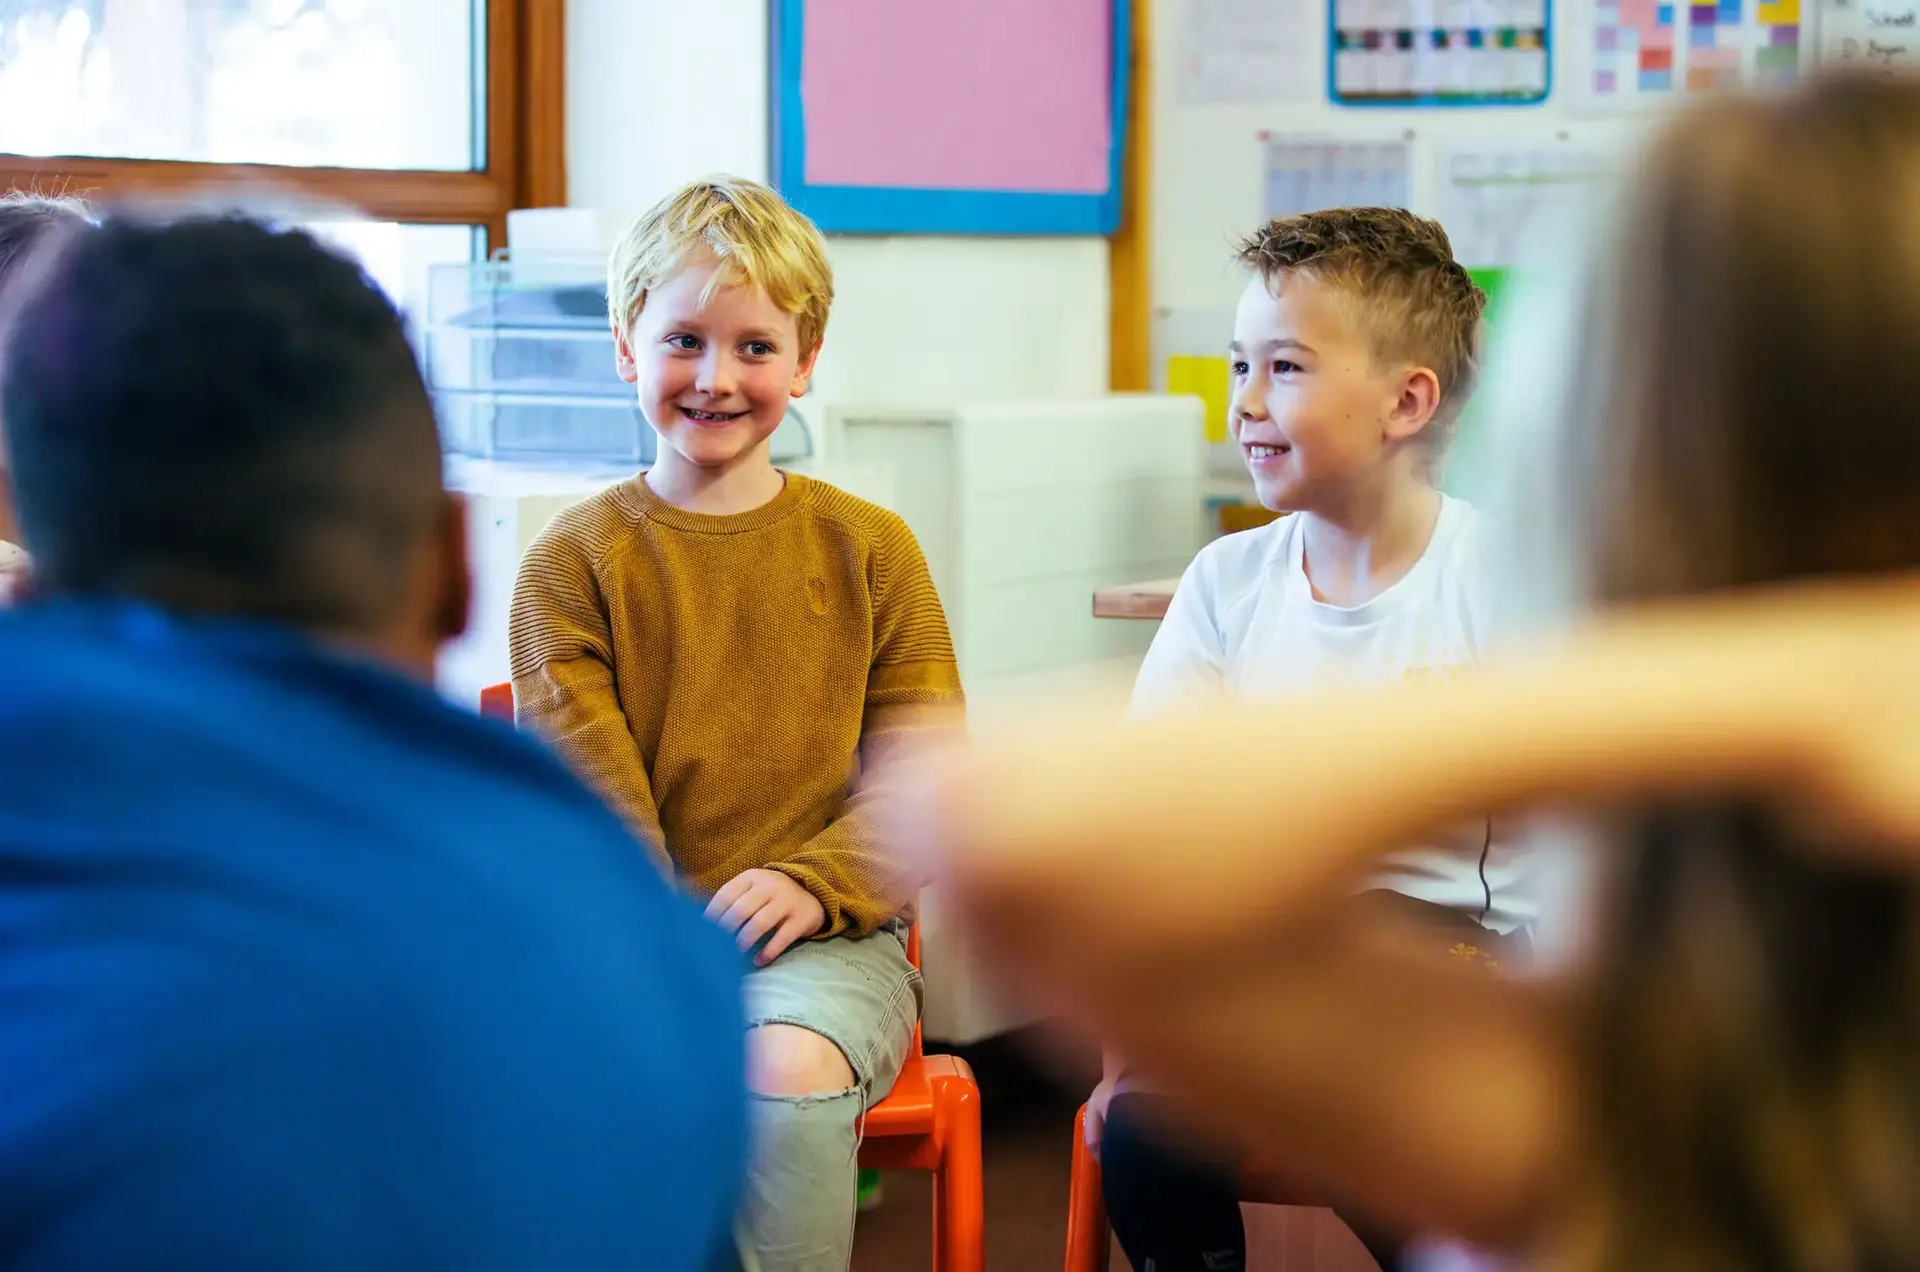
[1759,0,1797,22]
[1167,355,1231,444]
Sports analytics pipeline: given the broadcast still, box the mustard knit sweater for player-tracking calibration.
[508,472,966,938]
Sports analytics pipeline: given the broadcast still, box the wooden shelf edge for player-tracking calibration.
[1092,578,1178,620]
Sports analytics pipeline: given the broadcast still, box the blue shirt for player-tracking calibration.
[0,601,745,1269]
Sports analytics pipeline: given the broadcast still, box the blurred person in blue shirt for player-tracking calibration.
[0,210,744,1270]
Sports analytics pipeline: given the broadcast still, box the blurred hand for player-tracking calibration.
[1799,628,1920,855]
[705,869,826,966]
[1710,577,1920,856]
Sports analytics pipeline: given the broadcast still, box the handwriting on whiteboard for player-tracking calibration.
[1824,0,1920,71]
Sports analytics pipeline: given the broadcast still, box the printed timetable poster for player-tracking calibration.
[1568,0,1805,112]
[1332,0,1551,104]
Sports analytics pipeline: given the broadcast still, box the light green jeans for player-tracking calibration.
[731,920,921,1272]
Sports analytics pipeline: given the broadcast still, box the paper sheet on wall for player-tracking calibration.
[1820,0,1920,74]
[1437,145,1613,270]
[1262,134,1414,220]
[1565,0,1805,115]
[1179,0,1323,102]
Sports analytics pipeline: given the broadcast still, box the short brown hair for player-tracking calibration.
[608,176,833,357]
[1234,207,1485,462]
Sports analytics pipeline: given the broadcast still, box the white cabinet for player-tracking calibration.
[820,395,1207,692]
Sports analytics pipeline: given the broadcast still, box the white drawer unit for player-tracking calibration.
[820,394,1207,693]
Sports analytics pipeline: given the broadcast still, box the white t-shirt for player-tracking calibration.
[1131,495,1539,933]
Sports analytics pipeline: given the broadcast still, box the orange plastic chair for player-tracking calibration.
[1063,1102,1327,1272]
[858,924,985,1272]
[478,681,514,724]
[480,683,986,1272]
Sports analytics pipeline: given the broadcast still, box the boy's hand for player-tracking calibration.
[705,869,826,966]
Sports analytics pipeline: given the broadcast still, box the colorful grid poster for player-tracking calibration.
[1591,0,1679,95]
[1575,0,1800,109]
[1685,0,1802,88]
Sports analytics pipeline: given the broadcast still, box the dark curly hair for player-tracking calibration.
[1234,207,1486,463]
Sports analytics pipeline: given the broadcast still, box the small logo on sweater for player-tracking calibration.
[806,578,829,614]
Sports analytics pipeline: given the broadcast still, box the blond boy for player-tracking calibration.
[509,177,964,1272]
[1091,208,1531,1272]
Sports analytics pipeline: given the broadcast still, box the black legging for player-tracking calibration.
[1100,1092,1409,1272]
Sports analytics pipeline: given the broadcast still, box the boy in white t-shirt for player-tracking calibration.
[1091,208,1530,1272]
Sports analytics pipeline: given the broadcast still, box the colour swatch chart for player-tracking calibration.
[1438,146,1613,269]
[1581,0,1801,109]
[1262,136,1414,220]
[1332,0,1550,104]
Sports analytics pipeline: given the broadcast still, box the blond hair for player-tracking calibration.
[1234,207,1485,465]
[606,177,833,356]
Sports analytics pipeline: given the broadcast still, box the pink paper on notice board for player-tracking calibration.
[800,0,1113,194]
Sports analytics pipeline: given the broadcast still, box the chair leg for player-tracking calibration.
[1064,1105,1112,1272]
[932,1072,985,1272]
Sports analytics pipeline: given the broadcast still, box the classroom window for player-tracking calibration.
[0,0,564,252]
[0,0,483,170]
[301,220,483,325]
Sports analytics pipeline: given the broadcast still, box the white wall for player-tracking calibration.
[566,0,771,213]
[816,237,1110,406]
[564,0,1111,407]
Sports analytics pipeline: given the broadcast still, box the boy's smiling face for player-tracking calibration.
[616,250,818,474]
[1228,271,1428,513]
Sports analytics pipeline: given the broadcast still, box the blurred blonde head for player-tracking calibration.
[606,177,834,356]
[1496,73,1920,1272]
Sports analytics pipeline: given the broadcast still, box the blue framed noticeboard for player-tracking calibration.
[770,0,1130,235]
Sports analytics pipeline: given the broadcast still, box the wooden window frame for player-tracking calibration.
[0,0,566,249]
